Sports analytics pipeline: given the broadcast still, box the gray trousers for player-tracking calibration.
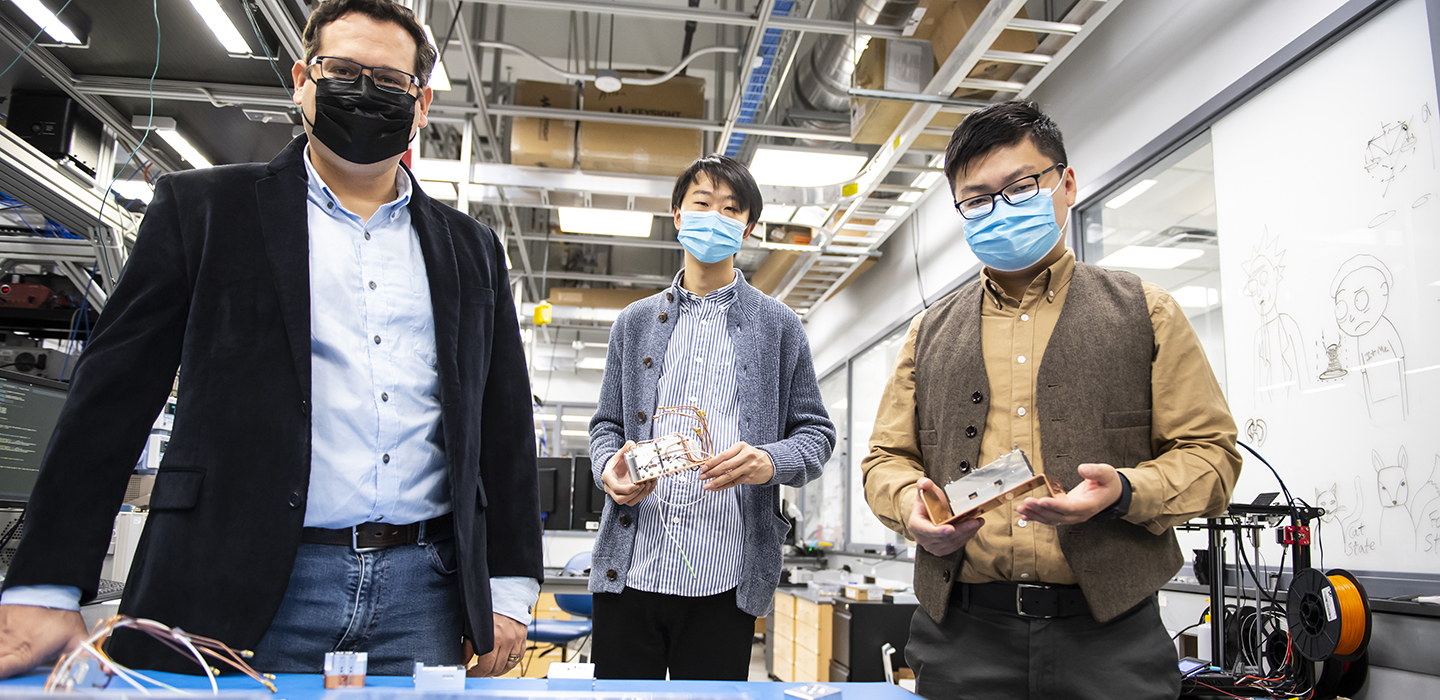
[905,593,1180,700]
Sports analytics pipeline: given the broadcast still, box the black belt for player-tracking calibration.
[956,581,1091,619]
[301,512,453,551]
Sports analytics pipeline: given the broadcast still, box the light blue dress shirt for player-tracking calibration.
[2,148,538,626]
[626,270,745,597]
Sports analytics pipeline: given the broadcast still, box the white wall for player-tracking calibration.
[803,0,1354,370]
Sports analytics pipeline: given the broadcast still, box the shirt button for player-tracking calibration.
[1048,290,1055,299]
[326,201,334,209]
[1018,407,1027,416]
[971,392,983,404]
[658,312,668,323]
[965,425,977,438]
[959,460,971,473]
[606,569,618,581]
[672,517,680,524]
[941,569,951,583]
[382,454,391,464]
[642,356,653,368]
[666,292,674,302]
[374,335,382,344]
[369,281,376,290]
[288,491,303,508]
[1017,355,1027,364]
[381,393,389,402]
[364,232,371,240]
[620,514,632,527]
[694,357,703,363]
[1020,573,1031,579]
[1018,519,1029,528]
[1021,314,1030,321]
[637,411,648,421]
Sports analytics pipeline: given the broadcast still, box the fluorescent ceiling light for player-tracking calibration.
[760,204,796,223]
[1171,285,1220,309]
[581,341,609,349]
[575,357,609,370]
[749,148,868,187]
[187,0,251,54]
[14,0,81,44]
[1104,179,1157,209]
[560,429,590,437]
[533,413,557,421]
[911,171,943,190]
[561,414,593,423]
[422,26,452,91]
[419,180,458,200]
[155,129,213,169]
[1097,245,1204,270]
[109,180,153,203]
[791,206,830,227]
[557,207,654,237]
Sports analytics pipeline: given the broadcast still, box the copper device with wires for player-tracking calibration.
[625,405,715,483]
[46,615,277,693]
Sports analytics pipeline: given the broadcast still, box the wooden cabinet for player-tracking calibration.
[770,590,832,682]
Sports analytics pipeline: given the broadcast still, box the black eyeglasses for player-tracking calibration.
[954,163,1066,220]
[308,56,422,96]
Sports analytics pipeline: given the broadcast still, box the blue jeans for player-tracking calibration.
[249,537,464,675]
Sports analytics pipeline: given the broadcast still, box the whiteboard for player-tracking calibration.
[1212,0,1440,572]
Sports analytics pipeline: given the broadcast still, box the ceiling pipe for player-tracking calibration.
[790,0,918,129]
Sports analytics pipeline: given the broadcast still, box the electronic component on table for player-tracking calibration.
[625,406,714,484]
[921,448,1062,525]
[323,651,368,689]
[412,663,466,691]
[785,683,842,700]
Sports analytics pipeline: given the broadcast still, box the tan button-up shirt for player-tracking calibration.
[861,249,1241,584]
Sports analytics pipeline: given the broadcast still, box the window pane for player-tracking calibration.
[803,370,849,547]
[848,323,911,549]
[1079,134,1227,388]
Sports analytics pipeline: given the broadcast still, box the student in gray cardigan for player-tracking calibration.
[587,154,835,680]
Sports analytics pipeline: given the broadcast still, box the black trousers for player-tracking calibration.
[906,592,1180,700]
[591,587,757,680]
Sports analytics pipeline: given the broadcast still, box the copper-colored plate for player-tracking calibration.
[921,474,1064,526]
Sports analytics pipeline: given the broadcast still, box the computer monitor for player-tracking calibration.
[570,456,605,531]
[0,369,67,505]
[536,457,573,531]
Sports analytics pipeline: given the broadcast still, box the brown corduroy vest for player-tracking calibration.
[910,261,1182,623]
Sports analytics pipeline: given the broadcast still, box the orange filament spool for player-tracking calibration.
[1286,568,1371,662]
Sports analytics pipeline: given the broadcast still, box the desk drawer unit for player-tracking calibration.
[773,632,795,681]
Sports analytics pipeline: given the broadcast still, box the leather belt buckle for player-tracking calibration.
[1015,583,1055,619]
[352,526,385,553]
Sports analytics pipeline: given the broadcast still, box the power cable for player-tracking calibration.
[243,0,290,91]
[0,0,75,81]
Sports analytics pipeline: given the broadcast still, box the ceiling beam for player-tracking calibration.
[253,0,307,63]
[463,0,906,38]
[437,104,853,142]
[71,76,294,109]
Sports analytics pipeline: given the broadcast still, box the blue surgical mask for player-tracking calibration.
[962,189,1070,272]
[677,210,747,264]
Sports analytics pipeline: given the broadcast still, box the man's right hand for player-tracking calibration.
[601,441,655,506]
[907,478,984,557]
[0,604,88,679]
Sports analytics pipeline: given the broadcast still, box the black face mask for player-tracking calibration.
[305,75,418,165]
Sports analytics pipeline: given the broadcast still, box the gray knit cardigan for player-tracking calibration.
[587,271,835,616]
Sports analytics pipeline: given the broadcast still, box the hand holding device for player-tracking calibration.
[699,442,774,491]
[601,441,655,506]
[908,478,984,557]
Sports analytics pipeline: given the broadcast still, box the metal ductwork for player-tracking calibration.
[790,0,919,127]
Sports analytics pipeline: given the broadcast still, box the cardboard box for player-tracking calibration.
[578,72,705,176]
[511,80,579,169]
[548,286,659,309]
[924,0,1039,99]
[850,38,935,145]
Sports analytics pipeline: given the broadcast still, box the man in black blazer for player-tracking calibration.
[0,0,541,677]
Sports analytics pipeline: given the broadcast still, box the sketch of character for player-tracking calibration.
[1243,418,1267,447]
[1317,477,1374,556]
[1243,232,1306,401]
[1374,447,1440,551]
[1364,118,1419,196]
[1424,456,1440,555]
[1332,255,1407,424]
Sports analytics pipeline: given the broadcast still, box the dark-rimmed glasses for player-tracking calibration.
[308,56,422,96]
[954,162,1066,220]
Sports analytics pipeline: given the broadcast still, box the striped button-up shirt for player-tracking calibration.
[627,270,745,597]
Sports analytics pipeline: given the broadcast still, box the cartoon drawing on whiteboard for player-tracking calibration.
[1363,118,1418,196]
[1316,477,1373,556]
[1316,331,1349,382]
[1373,447,1439,551]
[1425,456,1440,555]
[1243,232,1305,401]
[1243,418,1268,447]
[1331,255,1407,424]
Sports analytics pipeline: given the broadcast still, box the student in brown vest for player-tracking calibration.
[861,100,1241,700]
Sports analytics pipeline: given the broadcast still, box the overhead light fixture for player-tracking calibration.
[557,207,654,237]
[1103,179,1157,209]
[574,357,609,371]
[186,0,251,55]
[533,413,557,421]
[560,429,591,437]
[593,69,622,93]
[133,116,213,169]
[14,0,81,45]
[561,414,593,423]
[1097,245,1204,270]
[422,26,452,91]
[1171,285,1220,309]
[759,204,796,223]
[749,147,868,188]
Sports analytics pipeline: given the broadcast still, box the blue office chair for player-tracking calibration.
[526,552,593,662]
